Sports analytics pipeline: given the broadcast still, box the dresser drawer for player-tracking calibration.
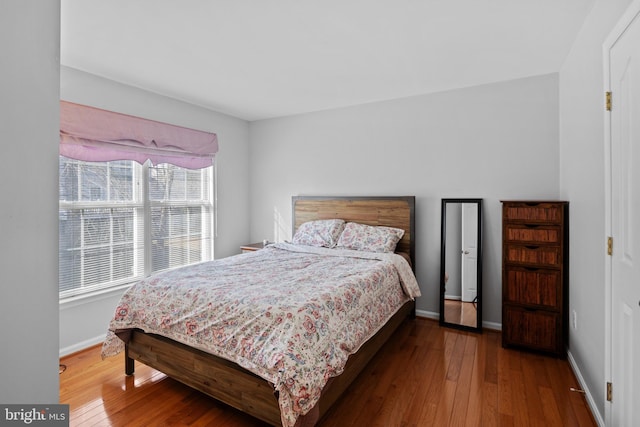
[503,306,560,353]
[504,266,561,309]
[504,224,561,244]
[504,244,562,267]
[503,202,564,223]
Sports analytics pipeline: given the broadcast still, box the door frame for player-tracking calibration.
[603,2,640,425]
[461,202,478,302]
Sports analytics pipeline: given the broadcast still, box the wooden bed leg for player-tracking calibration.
[125,344,135,376]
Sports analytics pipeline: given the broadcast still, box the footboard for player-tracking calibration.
[126,330,281,425]
[125,299,415,426]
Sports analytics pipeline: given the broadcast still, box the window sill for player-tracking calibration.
[59,283,134,310]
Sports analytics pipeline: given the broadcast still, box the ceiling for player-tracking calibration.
[61,1,594,121]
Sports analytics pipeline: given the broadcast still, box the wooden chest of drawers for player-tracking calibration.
[501,201,569,357]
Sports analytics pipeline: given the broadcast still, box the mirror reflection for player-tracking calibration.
[440,199,483,332]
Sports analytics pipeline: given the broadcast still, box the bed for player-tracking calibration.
[101,196,419,426]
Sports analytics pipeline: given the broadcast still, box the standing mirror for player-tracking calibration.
[440,198,483,332]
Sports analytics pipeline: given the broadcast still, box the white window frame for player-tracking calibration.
[59,157,215,301]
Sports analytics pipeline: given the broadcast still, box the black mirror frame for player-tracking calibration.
[439,198,483,333]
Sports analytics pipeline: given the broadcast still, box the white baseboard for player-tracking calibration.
[59,334,105,358]
[482,321,502,331]
[567,350,605,427]
[416,309,439,320]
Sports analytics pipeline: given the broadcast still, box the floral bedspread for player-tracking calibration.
[101,243,421,427]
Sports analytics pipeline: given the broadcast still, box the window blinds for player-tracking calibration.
[58,102,216,298]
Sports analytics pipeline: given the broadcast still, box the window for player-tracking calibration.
[59,157,214,299]
[58,101,218,299]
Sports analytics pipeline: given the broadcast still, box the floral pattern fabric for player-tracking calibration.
[337,222,405,253]
[101,243,420,427]
[291,219,345,248]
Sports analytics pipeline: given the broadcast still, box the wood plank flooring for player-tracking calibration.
[444,300,478,328]
[59,318,596,426]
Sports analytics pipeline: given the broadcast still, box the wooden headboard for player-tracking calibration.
[292,196,416,268]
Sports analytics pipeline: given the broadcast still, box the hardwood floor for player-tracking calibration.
[444,299,478,328]
[60,318,596,426]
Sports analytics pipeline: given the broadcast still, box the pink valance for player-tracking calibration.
[60,101,218,169]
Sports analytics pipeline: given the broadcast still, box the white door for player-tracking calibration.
[461,203,478,303]
[607,3,640,425]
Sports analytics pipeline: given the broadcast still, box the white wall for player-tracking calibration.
[0,1,60,403]
[559,0,632,422]
[249,74,560,325]
[59,66,251,355]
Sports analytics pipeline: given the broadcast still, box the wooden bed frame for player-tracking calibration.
[124,196,417,426]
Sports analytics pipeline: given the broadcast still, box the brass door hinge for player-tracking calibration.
[607,236,613,256]
[607,382,613,402]
[606,91,612,111]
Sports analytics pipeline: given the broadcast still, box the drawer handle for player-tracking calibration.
[524,224,540,228]
[524,267,540,271]
[524,307,537,312]
[525,202,541,207]
[525,245,540,250]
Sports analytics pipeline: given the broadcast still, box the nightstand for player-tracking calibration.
[240,241,269,253]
